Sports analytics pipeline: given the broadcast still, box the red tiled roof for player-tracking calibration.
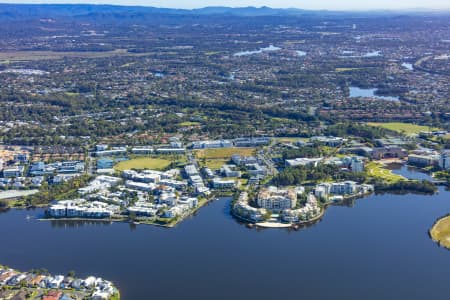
[42,290,62,300]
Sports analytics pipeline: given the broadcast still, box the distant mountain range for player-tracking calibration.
[0,4,306,18]
[191,6,307,16]
[0,3,448,20]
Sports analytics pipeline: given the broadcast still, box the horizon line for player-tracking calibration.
[0,2,449,12]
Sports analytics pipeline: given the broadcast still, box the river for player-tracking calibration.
[0,167,449,299]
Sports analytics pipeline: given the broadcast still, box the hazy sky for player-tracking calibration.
[1,0,449,10]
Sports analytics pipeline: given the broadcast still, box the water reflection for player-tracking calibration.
[349,86,400,101]
[37,165,439,232]
[129,222,137,231]
[1,184,450,299]
[50,219,114,228]
[389,164,433,181]
[234,45,281,56]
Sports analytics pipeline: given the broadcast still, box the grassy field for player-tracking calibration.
[204,51,222,56]
[200,159,228,169]
[366,161,405,183]
[65,92,80,97]
[114,157,172,171]
[367,122,438,136]
[195,147,255,159]
[271,117,292,122]
[0,49,156,63]
[335,67,362,72]
[178,121,201,127]
[0,189,39,200]
[274,137,309,143]
[430,215,450,249]
[195,147,256,170]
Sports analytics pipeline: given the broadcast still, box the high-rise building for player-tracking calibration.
[439,151,450,170]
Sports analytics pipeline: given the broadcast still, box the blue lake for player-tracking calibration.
[402,63,414,71]
[0,167,449,299]
[234,45,281,57]
[349,86,400,102]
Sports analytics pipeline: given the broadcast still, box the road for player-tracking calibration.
[257,149,278,175]
[187,150,199,168]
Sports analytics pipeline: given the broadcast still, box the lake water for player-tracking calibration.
[402,63,414,70]
[364,50,382,57]
[1,167,450,300]
[234,45,281,57]
[390,164,433,181]
[349,86,400,101]
[339,50,382,58]
[0,69,49,75]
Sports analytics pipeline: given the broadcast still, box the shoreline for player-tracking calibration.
[5,186,441,231]
[37,194,218,228]
[429,214,450,250]
[0,264,120,300]
[231,203,326,229]
[231,191,373,229]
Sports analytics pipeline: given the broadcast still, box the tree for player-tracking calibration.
[129,211,137,222]
[0,200,8,209]
[67,270,76,278]
[147,193,155,203]
[263,210,272,221]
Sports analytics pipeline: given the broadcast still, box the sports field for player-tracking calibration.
[195,147,255,159]
[178,121,201,127]
[195,147,256,170]
[367,122,438,136]
[114,157,172,171]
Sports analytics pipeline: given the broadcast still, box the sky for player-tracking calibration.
[0,0,449,10]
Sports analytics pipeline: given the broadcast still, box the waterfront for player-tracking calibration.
[402,62,414,70]
[349,86,400,101]
[1,168,450,299]
[234,45,281,56]
[0,189,39,200]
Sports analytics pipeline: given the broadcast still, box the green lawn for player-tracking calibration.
[367,122,438,136]
[0,49,153,62]
[195,147,256,170]
[274,137,309,143]
[430,215,450,249]
[200,159,228,170]
[204,51,221,56]
[271,117,292,122]
[178,121,201,127]
[335,67,362,72]
[366,161,405,183]
[239,178,249,186]
[65,92,80,97]
[195,147,255,159]
[114,157,172,171]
